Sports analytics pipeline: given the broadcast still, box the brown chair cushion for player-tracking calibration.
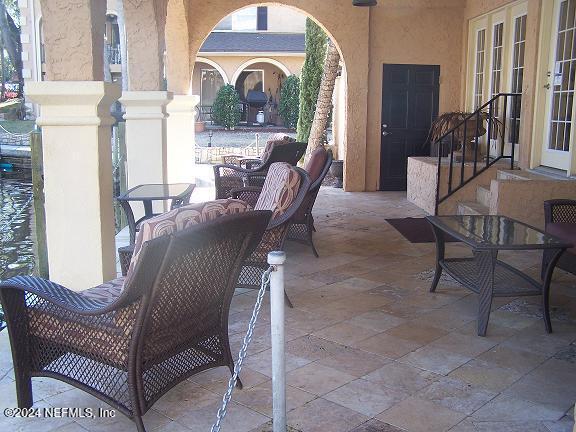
[546,222,576,254]
[127,199,251,280]
[254,162,301,220]
[305,146,328,183]
[260,135,295,162]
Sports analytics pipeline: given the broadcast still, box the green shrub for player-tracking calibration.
[296,18,327,142]
[278,75,300,129]
[212,84,241,130]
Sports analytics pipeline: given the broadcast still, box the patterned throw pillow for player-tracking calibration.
[126,199,251,281]
[254,162,301,220]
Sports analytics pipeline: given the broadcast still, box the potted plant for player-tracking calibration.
[427,111,502,162]
[327,146,343,188]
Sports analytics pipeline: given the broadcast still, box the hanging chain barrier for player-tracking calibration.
[210,266,274,432]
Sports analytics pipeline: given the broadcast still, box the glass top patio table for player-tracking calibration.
[118,183,195,201]
[425,215,572,250]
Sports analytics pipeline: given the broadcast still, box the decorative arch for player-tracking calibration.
[230,58,292,86]
[195,57,230,84]
[184,1,370,191]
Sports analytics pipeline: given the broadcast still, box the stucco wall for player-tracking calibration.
[490,179,576,229]
[267,6,306,32]
[186,0,370,191]
[166,0,191,94]
[365,0,466,191]
[195,55,303,84]
[123,0,167,91]
[39,0,106,81]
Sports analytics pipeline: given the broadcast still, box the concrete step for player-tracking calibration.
[496,169,550,181]
[476,185,491,207]
[457,201,489,216]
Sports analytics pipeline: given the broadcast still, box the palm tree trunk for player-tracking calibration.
[305,40,340,165]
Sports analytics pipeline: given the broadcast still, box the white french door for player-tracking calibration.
[541,0,576,170]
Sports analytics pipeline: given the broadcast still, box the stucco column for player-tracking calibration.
[166,95,199,183]
[27,81,120,291]
[121,91,173,213]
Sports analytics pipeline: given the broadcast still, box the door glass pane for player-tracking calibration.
[201,69,225,106]
[490,22,504,139]
[549,0,576,151]
[474,29,486,109]
[510,14,527,145]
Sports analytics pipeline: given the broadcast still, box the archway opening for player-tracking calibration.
[189,3,348,157]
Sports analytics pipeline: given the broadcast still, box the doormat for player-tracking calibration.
[385,217,458,244]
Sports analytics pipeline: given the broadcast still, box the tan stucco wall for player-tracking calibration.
[123,0,167,91]
[365,0,466,191]
[39,0,106,81]
[490,179,576,229]
[186,0,370,191]
[166,0,191,94]
[195,55,303,84]
[267,6,306,32]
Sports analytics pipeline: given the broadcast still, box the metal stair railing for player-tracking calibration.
[434,93,522,215]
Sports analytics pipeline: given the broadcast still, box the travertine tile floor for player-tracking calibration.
[1,188,575,432]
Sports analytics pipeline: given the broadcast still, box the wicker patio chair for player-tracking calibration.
[232,162,311,307]
[214,140,307,199]
[542,199,576,279]
[118,199,251,276]
[287,147,333,257]
[0,210,271,432]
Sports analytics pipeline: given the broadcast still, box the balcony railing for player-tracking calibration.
[106,44,122,65]
[434,93,522,215]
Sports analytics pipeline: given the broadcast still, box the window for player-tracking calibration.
[201,69,225,106]
[467,2,528,150]
[490,22,504,138]
[215,8,258,31]
[474,29,486,109]
[510,14,527,144]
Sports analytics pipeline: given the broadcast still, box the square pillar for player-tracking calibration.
[120,91,173,214]
[166,95,199,184]
[27,81,120,291]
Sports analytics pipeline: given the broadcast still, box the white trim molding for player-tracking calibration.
[195,57,230,84]
[230,57,292,85]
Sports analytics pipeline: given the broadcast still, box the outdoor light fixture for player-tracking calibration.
[353,0,377,6]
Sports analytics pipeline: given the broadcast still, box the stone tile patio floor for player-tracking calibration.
[1,188,576,432]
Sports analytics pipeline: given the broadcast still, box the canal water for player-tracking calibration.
[0,169,34,281]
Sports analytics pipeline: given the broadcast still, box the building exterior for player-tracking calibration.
[14,0,576,288]
[192,6,306,125]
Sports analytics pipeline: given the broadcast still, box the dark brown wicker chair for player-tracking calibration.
[0,211,271,432]
[232,163,311,307]
[542,199,576,279]
[287,147,333,257]
[214,141,307,199]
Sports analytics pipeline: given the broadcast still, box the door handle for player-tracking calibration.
[382,131,390,136]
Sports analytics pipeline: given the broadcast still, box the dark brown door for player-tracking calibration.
[380,64,440,191]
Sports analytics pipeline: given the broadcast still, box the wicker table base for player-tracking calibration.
[426,215,570,337]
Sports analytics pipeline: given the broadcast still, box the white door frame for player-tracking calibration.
[532,0,576,175]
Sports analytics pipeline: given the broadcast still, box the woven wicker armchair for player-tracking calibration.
[0,211,271,432]
[287,147,333,257]
[542,199,576,279]
[232,163,311,307]
[214,141,307,199]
